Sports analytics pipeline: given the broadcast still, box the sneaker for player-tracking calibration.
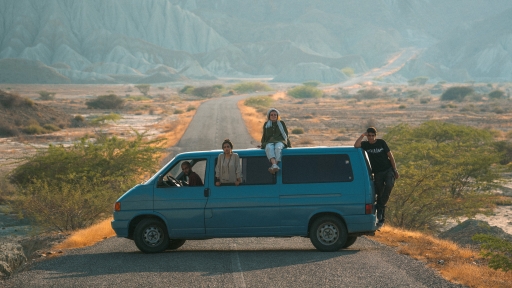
[268,164,279,174]
[376,221,384,229]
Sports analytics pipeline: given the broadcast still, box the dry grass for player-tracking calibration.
[53,218,115,250]
[372,226,512,288]
[237,99,264,142]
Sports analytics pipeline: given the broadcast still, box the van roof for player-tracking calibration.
[175,146,360,158]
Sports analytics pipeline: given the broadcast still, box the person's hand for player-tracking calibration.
[215,181,220,186]
[394,170,400,179]
[256,145,261,148]
[362,132,368,137]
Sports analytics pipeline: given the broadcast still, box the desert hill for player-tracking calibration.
[1,0,512,83]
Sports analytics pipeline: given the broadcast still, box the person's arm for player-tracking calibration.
[387,151,400,179]
[259,123,267,148]
[354,132,367,148]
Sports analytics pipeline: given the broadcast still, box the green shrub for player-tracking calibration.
[303,81,320,87]
[192,86,222,98]
[186,105,196,112]
[135,84,151,96]
[440,86,474,101]
[38,91,56,100]
[90,113,122,125]
[174,109,184,114]
[22,124,47,134]
[419,97,431,104]
[126,95,151,101]
[180,85,195,94]
[232,82,272,94]
[398,105,406,109]
[244,96,274,108]
[8,133,164,231]
[287,86,323,99]
[0,91,33,108]
[489,90,506,99]
[473,234,512,272]
[354,88,385,100]
[291,128,304,134]
[0,124,19,137]
[42,124,61,132]
[86,94,125,109]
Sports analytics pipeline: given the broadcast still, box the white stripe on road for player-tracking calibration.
[230,242,246,288]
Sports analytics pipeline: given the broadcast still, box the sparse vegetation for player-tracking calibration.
[291,128,304,134]
[134,84,151,96]
[8,133,164,231]
[287,85,323,99]
[191,85,223,98]
[38,91,56,100]
[86,94,125,109]
[303,81,320,87]
[441,86,474,101]
[408,76,429,86]
[0,90,33,108]
[180,85,195,94]
[232,82,272,94]
[354,88,386,100]
[174,109,184,114]
[186,105,196,112]
[90,113,122,125]
[489,90,506,99]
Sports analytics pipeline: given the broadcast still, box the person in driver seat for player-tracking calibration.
[181,161,203,186]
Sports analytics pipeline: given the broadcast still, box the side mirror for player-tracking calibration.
[157,175,164,186]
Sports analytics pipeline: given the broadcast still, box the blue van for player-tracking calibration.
[112,147,377,253]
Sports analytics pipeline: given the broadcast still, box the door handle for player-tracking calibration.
[204,188,210,197]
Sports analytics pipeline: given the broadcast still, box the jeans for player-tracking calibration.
[265,142,285,162]
[373,168,395,222]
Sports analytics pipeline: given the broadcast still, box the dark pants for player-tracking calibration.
[373,168,395,223]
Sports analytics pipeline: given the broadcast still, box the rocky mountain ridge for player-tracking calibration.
[1,0,512,84]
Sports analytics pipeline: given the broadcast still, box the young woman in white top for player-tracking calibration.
[215,139,242,186]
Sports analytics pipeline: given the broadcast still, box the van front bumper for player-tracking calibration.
[111,219,129,237]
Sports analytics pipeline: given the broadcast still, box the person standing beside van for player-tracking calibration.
[354,127,399,228]
[215,139,242,186]
[259,108,291,174]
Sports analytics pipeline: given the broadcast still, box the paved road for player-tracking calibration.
[2,94,462,287]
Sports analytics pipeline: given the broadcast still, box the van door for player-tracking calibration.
[154,158,209,237]
[205,156,280,236]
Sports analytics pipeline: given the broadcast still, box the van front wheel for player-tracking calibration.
[134,218,169,253]
[310,216,348,252]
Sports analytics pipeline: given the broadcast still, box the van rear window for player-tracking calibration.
[282,154,353,184]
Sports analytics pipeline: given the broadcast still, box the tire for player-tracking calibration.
[134,218,169,253]
[309,216,348,252]
[343,236,358,248]
[167,239,186,250]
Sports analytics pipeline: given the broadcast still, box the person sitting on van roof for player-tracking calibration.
[181,161,203,186]
[259,108,291,174]
[215,139,242,186]
[354,127,399,228]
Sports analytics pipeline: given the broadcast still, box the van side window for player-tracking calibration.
[282,154,353,184]
[159,159,207,187]
[241,156,276,185]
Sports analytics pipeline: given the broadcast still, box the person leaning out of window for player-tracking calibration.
[215,139,242,186]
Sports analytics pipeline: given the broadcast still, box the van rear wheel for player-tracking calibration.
[310,216,348,252]
[134,218,169,253]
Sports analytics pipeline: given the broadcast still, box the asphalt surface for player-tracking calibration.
[2,94,464,287]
